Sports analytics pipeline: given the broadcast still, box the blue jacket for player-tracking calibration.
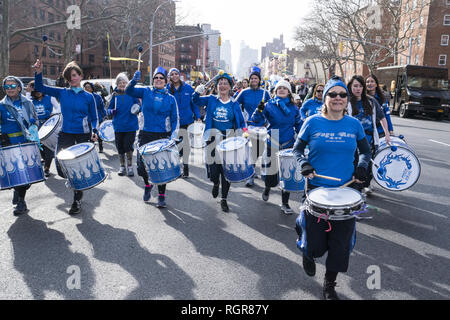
[300,97,323,120]
[32,95,53,126]
[235,88,271,125]
[251,98,303,148]
[126,80,179,140]
[34,72,99,134]
[167,82,201,126]
[93,92,106,123]
[107,92,140,132]
[192,92,246,140]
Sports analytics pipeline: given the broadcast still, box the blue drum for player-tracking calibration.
[56,142,106,191]
[138,139,181,185]
[0,142,45,190]
[98,120,115,143]
[216,137,255,183]
[278,149,305,192]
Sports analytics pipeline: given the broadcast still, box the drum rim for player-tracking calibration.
[372,146,421,191]
[57,142,95,160]
[68,170,107,191]
[38,113,61,140]
[216,136,248,152]
[307,187,364,209]
[0,141,40,150]
[187,122,205,134]
[277,149,294,157]
[139,138,176,155]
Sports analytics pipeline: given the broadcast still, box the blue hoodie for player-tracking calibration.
[251,97,302,148]
[34,72,98,134]
[92,92,106,123]
[300,97,323,120]
[235,87,271,125]
[167,82,201,126]
[32,95,53,126]
[126,80,179,140]
[107,92,140,132]
[192,92,246,140]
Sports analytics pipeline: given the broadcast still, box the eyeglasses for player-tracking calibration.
[327,92,348,98]
[153,76,165,80]
[4,84,18,90]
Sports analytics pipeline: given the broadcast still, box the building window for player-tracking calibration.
[442,35,449,46]
[89,55,95,63]
[48,13,54,23]
[40,9,45,21]
[439,54,447,65]
[415,54,419,64]
[42,47,47,57]
[419,16,424,27]
[32,7,37,19]
[43,65,48,75]
[447,0,450,6]
[444,15,450,25]
[50,65,56,75]
[417,35,422,45]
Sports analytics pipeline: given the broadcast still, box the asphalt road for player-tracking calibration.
[0,115,449,300]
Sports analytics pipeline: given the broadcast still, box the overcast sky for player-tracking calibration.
[176,0,313,73]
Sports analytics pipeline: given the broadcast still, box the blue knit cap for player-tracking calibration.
[215,72,234,87]
[153,66,167,79]
[249,66,261,81]
[168,68,180,76]
[323,75,349,99]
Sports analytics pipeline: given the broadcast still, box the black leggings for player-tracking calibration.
[208,164,231,199]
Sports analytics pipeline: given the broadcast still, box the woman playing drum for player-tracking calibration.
[293,76,371,300]
[251,80,302,215]
[126,67,179,209]
[192,72,247,212]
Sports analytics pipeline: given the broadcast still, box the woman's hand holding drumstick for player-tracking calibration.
[300,162,342,181]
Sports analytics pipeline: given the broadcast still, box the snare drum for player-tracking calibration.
[38,113,62,152]
[216,137,254,183]
[56,143,106,191]
[187,122,206,149]
[305,187,364,220]
[98,120,115,142]
[247,125,267,141]
[372,136,421,191]
[138,139,181,185]
[0,142,45,190]
[278,149,305,192]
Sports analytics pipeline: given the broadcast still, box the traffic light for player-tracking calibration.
[218,36,222,47]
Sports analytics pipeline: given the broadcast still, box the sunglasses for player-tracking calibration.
[153,76,165,80]
[327,92,348,98]
[4,84,18,90]
[316,90,323,93]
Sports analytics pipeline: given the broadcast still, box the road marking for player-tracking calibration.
[429,139,450,147]
[395,118,416,123]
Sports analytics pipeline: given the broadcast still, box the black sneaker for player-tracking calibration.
[220,199,229,212]
[323,280,340,300]
[182,164,189,178]
[44,167,50,177]
[280,203,294,215]
[262,187,270,202]
[302,254,316,277]
[212,184,219,198]
[13,198,28,216]
[156,195,167,208]
[143,185,153,202]
[69,200,82,215]
[12,190,19,205]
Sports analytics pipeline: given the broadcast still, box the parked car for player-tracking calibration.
[19,76,55,87]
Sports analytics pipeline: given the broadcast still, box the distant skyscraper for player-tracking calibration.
[261,35,286,61]
[221,40,232,73]
[201,24,221,75]
[236,41,259,79]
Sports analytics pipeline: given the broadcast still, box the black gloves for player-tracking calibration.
[301,162,315,177]
[257,101,265,112]
[354,166,367,182]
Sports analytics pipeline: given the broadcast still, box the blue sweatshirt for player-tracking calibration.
[167,82,201,126]
[300,97,323,120]
[34,72,98,134]
[251,97,302,148]
[235,88,271,125]
[32,95,53,126]
[107,92,140,132]
[126,80,179,139]
[93,92,106,123]
[192,92,246,139]
[0,100,29,144]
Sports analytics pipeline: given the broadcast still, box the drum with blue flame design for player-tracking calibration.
[372,136,421,191]
[56,142,106,191]
[278,148,305,192]
[38,113,62,152]
[216,137,254,183]
[98,120,115,142]
[138,139,181,185]
[0,142,45,190]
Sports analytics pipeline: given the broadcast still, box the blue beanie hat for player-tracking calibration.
[153,66,167,80]
[323,75,349,99]
[168,68,180,76]
[215,72,234,87]
[249,66,261,81]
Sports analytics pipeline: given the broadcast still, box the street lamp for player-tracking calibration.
[149,0,179,78]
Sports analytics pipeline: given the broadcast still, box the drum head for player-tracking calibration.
[372,146,420,191]
[278,148,293,157]
[217,137,247,152]
[308,187,362,207]
[38,114,60,140]
[139,139,175,155]
[57,143,95,160]
[248,125,267,134]
[98,120,115,142]
[187,122,205,134]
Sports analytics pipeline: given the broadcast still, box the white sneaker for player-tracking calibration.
[362,186,373,195]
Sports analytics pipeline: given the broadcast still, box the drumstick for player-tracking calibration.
[137,45,143,72]
[314,173,341,182]
[340,179,356,188]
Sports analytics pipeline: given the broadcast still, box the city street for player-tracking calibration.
[0,115,449,300]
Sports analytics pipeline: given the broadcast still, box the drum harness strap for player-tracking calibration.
[304,179,369,233]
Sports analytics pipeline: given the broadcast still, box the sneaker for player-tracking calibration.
[245,177,254,187]
[302,254,316,277]
[44,167,50,177]
[143,185,153,202]
[182,164,189,178]
[323,280,340,300]
[12,190,19,205]
[127,166,134,177]
[262,187,270,202]
[280,203,294,215]
[220,199,229,212]
[156,195,167,208]
[212,183,219,199]
[69,200,82,215]
[362,186,373,195]
[118,166,126,176]
[13,198,28,216]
